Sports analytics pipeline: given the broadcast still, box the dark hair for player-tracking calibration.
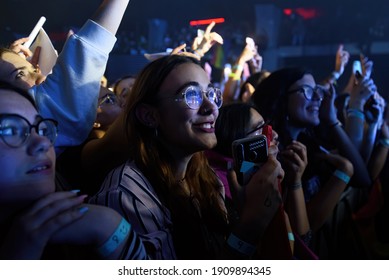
[250,67,311,129]
[124,54,227,222]
[238,70,270,101]
[111,74,137,94]
[0,82,37,109]
[214,102,259,157]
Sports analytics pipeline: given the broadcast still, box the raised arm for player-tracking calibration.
[91,0,130,35]
[319,84,371,188]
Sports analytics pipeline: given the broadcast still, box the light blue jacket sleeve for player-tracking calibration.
[29,20,117,155]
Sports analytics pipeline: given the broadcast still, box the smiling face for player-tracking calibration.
[0,89,55,207]
[287,73,321,127]
[0,51,46,89]
[154,62,219,155]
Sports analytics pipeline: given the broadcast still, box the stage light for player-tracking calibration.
[189,18,225,26]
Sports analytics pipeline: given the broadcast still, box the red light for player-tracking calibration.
[283,8,321,20]
[295,8,319,20]
[283,9,293,16]
[189,18,225,26]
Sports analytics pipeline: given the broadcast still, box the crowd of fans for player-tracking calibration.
[0,0,389,260]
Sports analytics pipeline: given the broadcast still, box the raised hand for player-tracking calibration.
[319,83,339,126]
[315,151,354,178]
[170,43,202,61]
[349,75,376,110]
[360,54,374,79]
[334,44,350,76]
[228,152,284,228]
[364,92,385,124]
[0,191,87,259]
[8,37,33,59]
[191,21,223,58]
[279,140,308,185]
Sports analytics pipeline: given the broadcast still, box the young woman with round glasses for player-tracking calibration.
[89,55,285,259]
[251,67,372,259]
[0,84,146,260]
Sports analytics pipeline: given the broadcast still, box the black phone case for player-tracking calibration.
[232,134,268,185]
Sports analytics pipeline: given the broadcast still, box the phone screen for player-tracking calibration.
[246,37,255,49]
[353,60,362,75]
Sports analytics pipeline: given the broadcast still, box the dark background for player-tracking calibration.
[2,0,387,40]
[1,0,389,94]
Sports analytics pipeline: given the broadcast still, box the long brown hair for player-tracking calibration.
[124,55,227,222]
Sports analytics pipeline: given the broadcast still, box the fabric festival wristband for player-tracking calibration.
[288,232,295,241]
[227,233,256,256]
[289,182,302,190]
[333,169,350,184]
[229,72,241,81]
[97,218,130,258]
[347,108,365,120]
[233,64,244,72]
[331,71,341,80]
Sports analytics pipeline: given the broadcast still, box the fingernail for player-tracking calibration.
[70,189,80,194]
[78,206,89,214]
[78,194,88,201]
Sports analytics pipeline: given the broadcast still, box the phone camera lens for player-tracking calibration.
[248,151,257,161]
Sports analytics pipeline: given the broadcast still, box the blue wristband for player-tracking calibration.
[97,218,130,258]
[347,108,365,121]
[333,169,350,184]
[227,233,256,256]
[288,232,295,241]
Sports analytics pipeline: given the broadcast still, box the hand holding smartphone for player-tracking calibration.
[232,134,268,185]
[353,60,362,77]
[246,37,255,49]
[23,16,46,49]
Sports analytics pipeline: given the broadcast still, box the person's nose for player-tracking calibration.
[200,94,218,115]
[27,130,52,156]
[312,88,323,101]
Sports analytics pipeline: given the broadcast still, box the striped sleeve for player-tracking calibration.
[89,161,176,259]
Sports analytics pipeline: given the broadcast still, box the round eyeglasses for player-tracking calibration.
[245,120,270,136]
[173,85,223,109]
[0,114,58,148]
[98,93,118,107]
[288,84,325,101]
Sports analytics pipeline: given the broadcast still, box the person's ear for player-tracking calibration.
[135,103,158,128]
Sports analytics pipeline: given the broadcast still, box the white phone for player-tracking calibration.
[23,16,46,49]
[353,60,362,76]
[246,37,255,49]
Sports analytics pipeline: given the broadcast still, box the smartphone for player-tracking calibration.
[232,134,268,185]
[353,60,362,76]
[246,37,255,48]
[23,16,46,49]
